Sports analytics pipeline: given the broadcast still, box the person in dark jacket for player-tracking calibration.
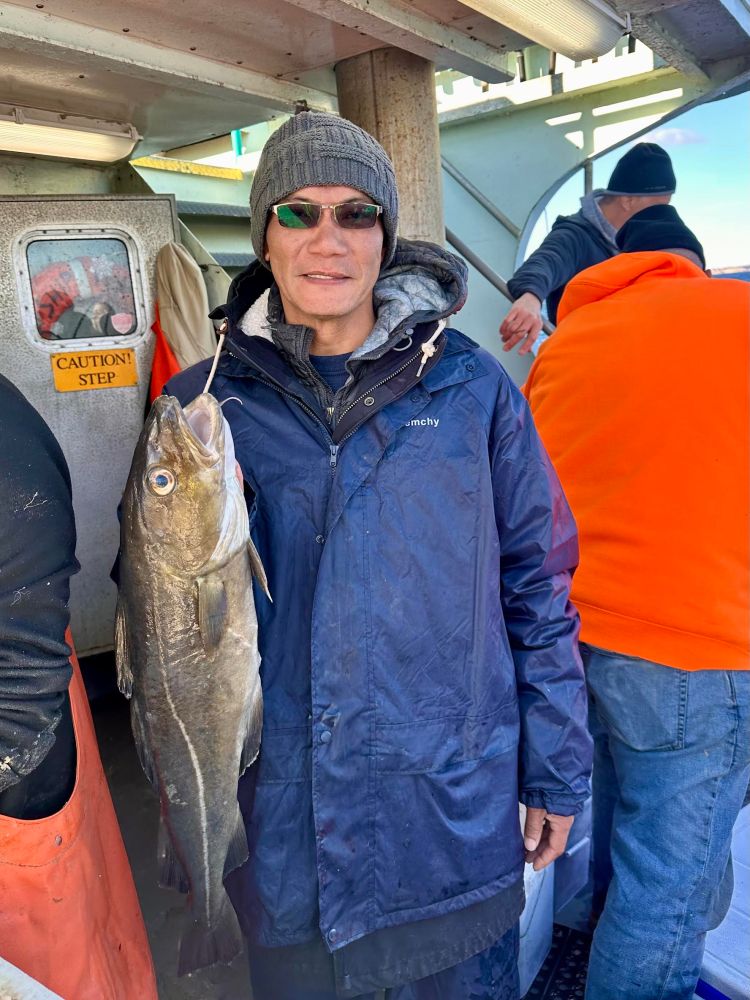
[167,111,592,999]
[500,142,676,355]
[0,374,79,819]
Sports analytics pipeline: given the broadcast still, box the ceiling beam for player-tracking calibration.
[0,4,337,115]
[279,0,514,83]
[628,13,709,78]
[620,0,690,12]
[607,2,709,79]
[716,0,750,36]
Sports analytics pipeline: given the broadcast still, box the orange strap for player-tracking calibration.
[150,301,182,402]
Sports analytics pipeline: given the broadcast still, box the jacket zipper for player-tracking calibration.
[247,374,329,433]
[244,374,340,474]
[334,332,445,445]
[232,335,442,466]
[336,353,420,424]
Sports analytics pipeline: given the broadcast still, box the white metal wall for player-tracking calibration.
[0,195,179,655]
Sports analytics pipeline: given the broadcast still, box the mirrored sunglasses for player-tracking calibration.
[271,201,383,230]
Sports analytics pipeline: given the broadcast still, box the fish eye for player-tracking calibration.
[146,466,176,496]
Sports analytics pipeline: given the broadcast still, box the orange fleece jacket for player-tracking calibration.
[524,252,749,671]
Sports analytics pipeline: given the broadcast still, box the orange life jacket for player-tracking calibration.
[0,637,158,999]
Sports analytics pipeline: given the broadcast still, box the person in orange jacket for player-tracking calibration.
[0,373,157,1000]
[523,204,750,1000]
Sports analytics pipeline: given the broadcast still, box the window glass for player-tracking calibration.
[26,238,137,341]
[520,91,750,278]
[524,172,585,258]
[592,91,750,275]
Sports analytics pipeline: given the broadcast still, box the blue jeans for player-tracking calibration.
[580,644,750,1000]
[248,924,519,999]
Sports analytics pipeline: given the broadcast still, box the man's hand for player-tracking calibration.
[523,807,574,871]
[500,293,543,355]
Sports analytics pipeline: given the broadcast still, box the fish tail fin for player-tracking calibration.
[224,806,250,879]
[177,895,243,976]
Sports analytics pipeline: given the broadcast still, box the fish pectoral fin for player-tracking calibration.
[247,538,272,602]
[240,683,263,775]
[114,601,133,698]
[158,817,191,894]
[224,806,250,880]
[196,576,228,652]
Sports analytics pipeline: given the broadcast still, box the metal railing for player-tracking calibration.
[441,156,521,239]
[441,156,555,336]
[445,227,555,336]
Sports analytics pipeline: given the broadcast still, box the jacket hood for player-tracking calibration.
[578,190,618,250]
[553,193,617,248]
[233,237,467,365]
[557,250,708,322]
[548,197,618,261]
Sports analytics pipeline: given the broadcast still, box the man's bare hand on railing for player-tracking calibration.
[500,292,543,356]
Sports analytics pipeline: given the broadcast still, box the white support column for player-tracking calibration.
[335,48,445,245]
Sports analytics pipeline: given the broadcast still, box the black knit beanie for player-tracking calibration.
[615,204,705,266]
[250,111,399,268]
[605,143,676,196]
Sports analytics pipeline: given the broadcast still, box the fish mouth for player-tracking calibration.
[151,394,224,466]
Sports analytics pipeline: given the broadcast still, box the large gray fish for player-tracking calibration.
[115,391,269,975]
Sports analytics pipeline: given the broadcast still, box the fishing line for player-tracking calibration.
[202,333,225,395]
[219,397,243,408]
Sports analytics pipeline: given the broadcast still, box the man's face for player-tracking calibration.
[264,185,384,331]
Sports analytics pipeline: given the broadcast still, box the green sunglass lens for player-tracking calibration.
[275,202,379,229]
[276,203,319,228]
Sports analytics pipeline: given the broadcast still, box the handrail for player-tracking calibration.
[445,227,555,337]
[441,156,521,239]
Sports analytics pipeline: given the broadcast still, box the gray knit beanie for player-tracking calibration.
[250,111,399,268]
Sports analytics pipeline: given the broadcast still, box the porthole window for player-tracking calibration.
[26,237,138,342]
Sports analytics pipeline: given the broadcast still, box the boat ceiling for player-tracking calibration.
[0,0,748,154]
[610,0,750,76]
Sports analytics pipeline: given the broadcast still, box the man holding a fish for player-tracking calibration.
[120,111,592,998]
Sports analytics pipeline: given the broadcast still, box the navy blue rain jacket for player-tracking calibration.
[167,246,591,957]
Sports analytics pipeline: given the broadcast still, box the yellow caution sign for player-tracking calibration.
[51,349,138,392]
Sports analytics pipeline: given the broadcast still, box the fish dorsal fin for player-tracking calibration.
[224,805,250,879]
[247,538,272,602]
[240,681,263,775]
[114,600,133,698]
[196,576,228,653]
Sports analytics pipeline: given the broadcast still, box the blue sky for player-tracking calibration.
[529,90,749,269]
